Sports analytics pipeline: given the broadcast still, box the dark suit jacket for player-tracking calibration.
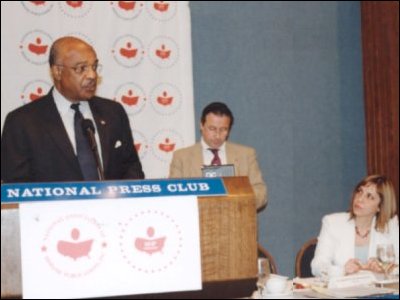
[1,90,144,182]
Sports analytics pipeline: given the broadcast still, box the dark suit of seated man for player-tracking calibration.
[1,36,144,182]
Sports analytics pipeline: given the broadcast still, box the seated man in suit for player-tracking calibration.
[1,36,144,182]
[169,102,267,210]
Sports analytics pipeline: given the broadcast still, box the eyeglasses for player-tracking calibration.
[205,126,229,135]
[56,63,102,75]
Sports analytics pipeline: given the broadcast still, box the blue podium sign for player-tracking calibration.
[1,178,227,203]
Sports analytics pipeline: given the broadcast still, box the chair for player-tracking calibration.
[258,243,277,274]
[295,238,318,278]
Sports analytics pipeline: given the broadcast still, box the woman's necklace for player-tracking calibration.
[355,226,370,239]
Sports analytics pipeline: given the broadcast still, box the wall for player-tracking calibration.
[190,1,366,277]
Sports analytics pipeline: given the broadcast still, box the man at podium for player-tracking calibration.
[1,36,144,183]
[169,102,267,210]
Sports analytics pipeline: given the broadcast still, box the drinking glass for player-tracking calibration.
[376,243,396,279]
[257,258,268,295]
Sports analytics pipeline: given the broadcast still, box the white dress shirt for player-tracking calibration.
[52,88,103,167]
[201,137,227,165]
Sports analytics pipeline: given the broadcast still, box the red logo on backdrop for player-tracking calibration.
[28,37,48,55]
[146,1,177,21]
[159,138,175,153]
[119,210,183,273]
[66,1,83,8]
[150,83,182,115]
[121,89,139,106]
[152,130,184,162]
[157,91,173,106]
[20,30,53,65]
[112,35,145,68]
[111,1,144,20]
[41,214,107,278]
[58,1,93,18]
[120,42,138,59]
[114,82,146,115]
[22,1,54,15]
[31,1,46,5]
[131,130,149,160]
[20,80,52,104]
[155,44,171,60]
[119,1,136,11]
[154,1,169,12]
[29,87,44,101]
[148,36,179,68]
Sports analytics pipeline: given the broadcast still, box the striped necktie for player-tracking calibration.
[209,148,222,166]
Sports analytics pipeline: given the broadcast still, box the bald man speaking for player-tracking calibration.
[1,36,144,183]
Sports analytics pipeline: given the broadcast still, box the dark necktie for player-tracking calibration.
[70,103,99,180]
[209,148,222,166]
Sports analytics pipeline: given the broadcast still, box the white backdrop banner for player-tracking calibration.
[0,1,195,178]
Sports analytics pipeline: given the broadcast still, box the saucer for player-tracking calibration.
[262,290,293,298]
[373,273,399,285]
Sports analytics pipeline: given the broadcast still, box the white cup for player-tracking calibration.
[265,275,288,294]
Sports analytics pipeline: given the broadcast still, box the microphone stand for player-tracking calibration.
[82,120,105,180]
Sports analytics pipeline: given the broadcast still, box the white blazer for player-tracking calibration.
[311,212,399,277]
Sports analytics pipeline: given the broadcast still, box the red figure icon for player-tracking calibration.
[155,44,171,60]
[121,89,139,106]
[30,1,46,5]
[135,227,166,255]
[120,42,138,59]
[66,1,83,8]
[57,228,93,260]
[159,138,175,153]
[157,91,173,106]
[154,1,169,12]
[28,37,48,55]
[118,1,136,11]
[29,87,44,102]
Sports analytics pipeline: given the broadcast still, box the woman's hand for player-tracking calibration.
[364,258,384,273]
[344,258,362,275]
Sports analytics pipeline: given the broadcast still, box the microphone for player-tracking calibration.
[81,119,95,136]
[81,119,105,180]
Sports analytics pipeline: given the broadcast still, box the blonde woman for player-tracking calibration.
[312,175,399,277]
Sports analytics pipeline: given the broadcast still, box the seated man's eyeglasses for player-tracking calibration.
[205,126,229,135]
[56,63,102,75]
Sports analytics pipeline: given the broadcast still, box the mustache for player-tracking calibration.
[83,79,97,88]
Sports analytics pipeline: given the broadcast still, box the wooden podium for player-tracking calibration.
[1,177,257,299]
